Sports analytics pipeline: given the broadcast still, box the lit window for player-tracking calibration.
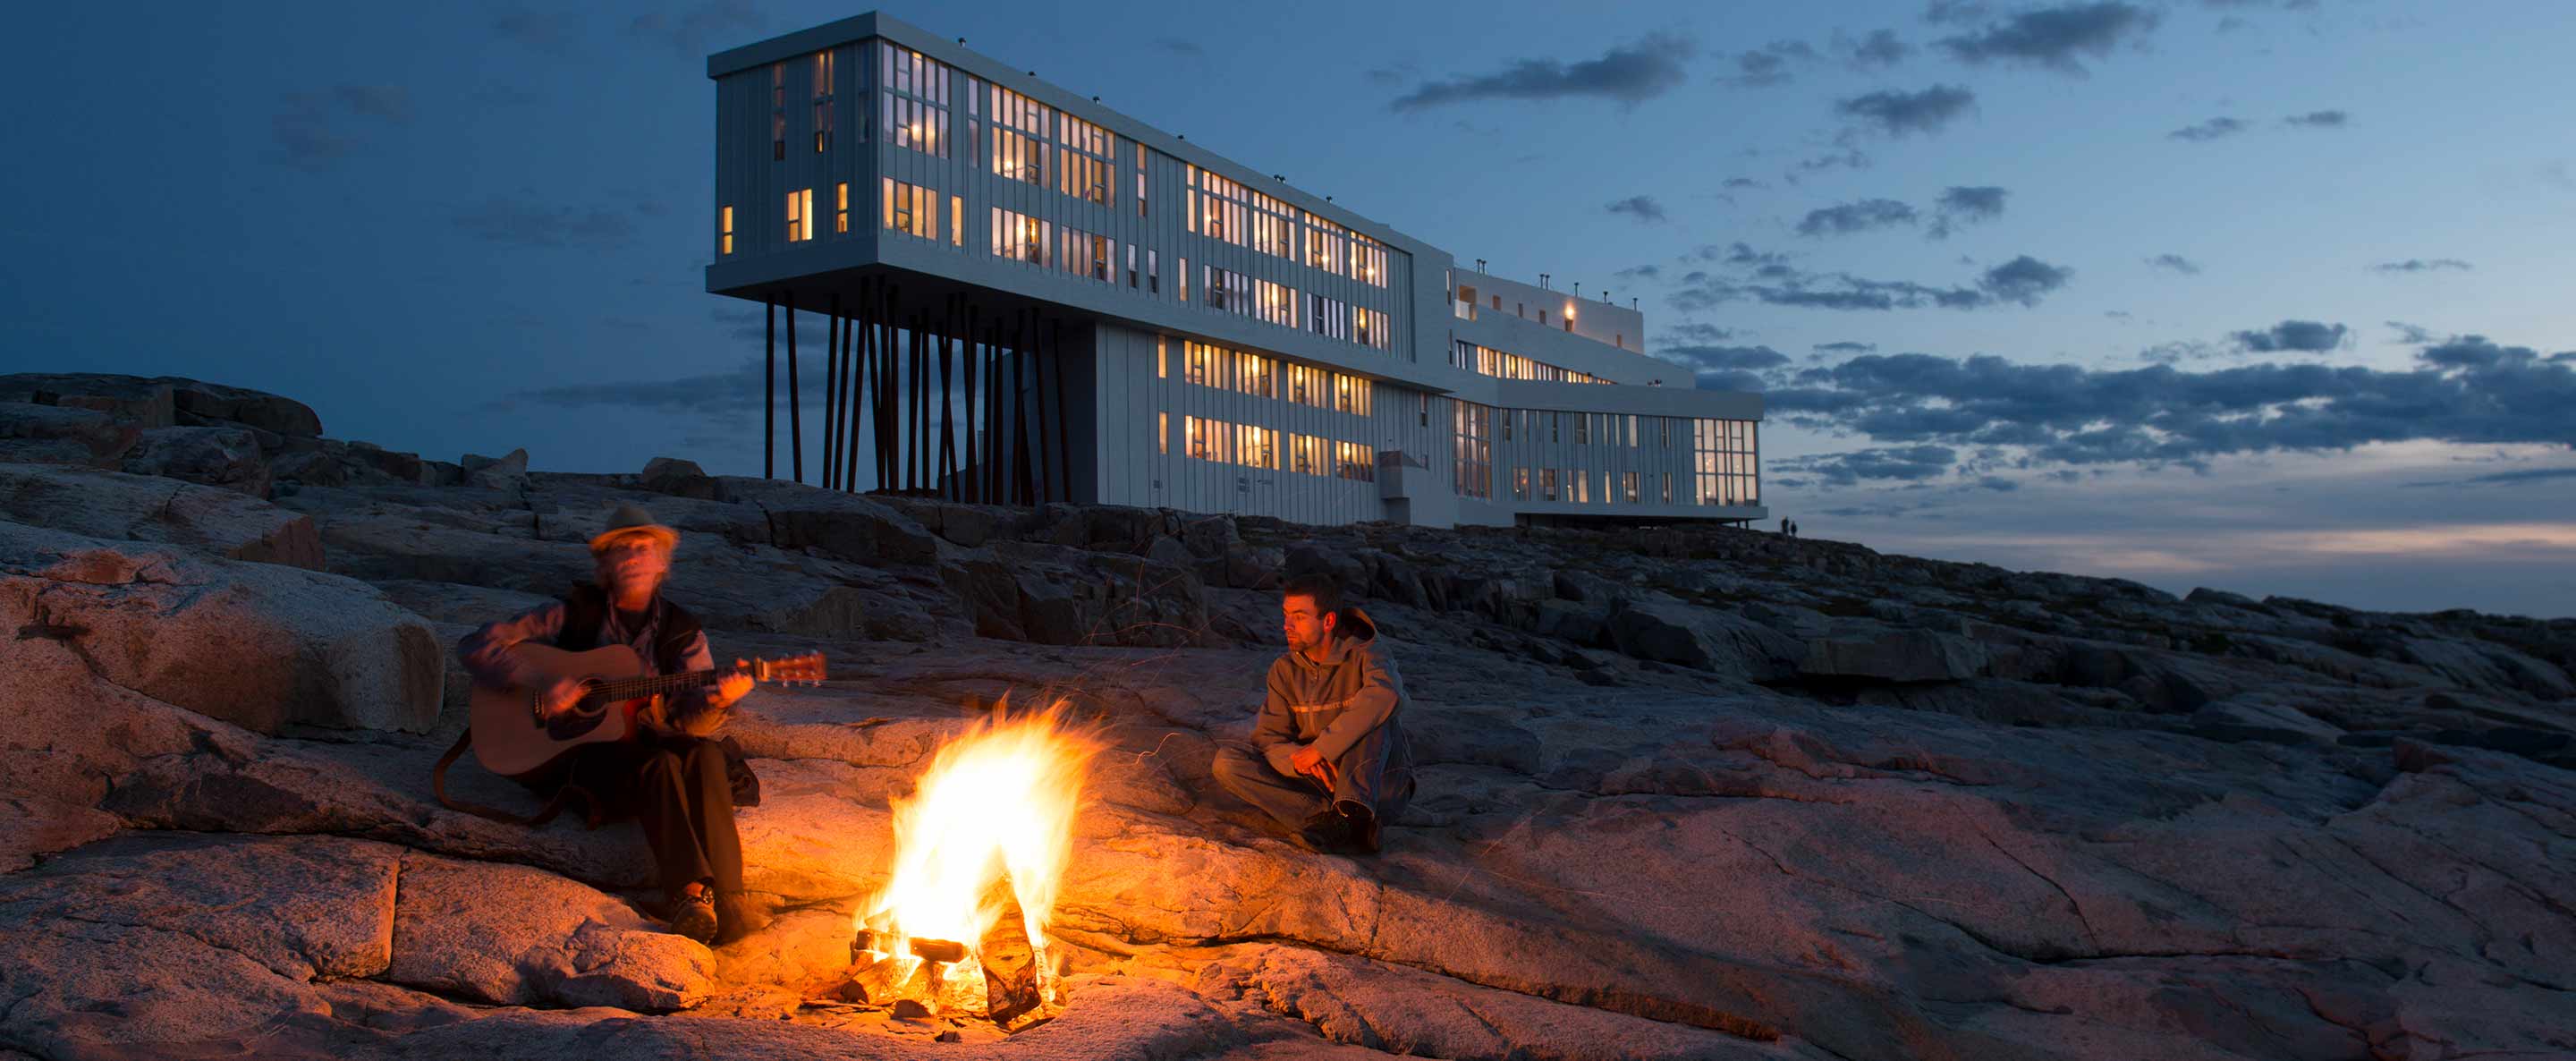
[1157,412,1168,455]
[719,205,733,255]
[950,195,962,245]
[786,188,813,242]
[835,182,848,233]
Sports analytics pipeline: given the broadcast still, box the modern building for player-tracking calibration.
[705,12,1763,528]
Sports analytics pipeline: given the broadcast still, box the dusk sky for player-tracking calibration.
[4,1,2571,618]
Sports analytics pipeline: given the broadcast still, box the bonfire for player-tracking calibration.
[843,705,1099,1031]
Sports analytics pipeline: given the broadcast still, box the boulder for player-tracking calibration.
[0,522,444,734]
[119,425,272,496]
[713,478,939,566]
[1605,597,1801,680]
[386,851,717,1011]
[0,401,140,465]
[0,373,178,427]
[639,455,720,499]
[1801,625,1989,683]
[0,463,325,569]
[462,447,530,491]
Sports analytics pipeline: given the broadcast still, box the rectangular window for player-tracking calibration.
[1623,472,1639,504]
[1178,257,1188,301]
[1157,412,1169,455]
[990,208,1049,264]
[719,205,733,255]
[1661,472,1674,504]
[786,187,813,242]
[1256,280,1298,327]
[1234,351,1275,397]
[1692,419,1761,506]
[1354,308,1390,351]
[1571,470,1589,504]
[1135,167,1148,217]
[770,63,784,160]
[1538,468,1558,502]
[1309,294,1349,341]
[812,50,835,152]
[1573,413,1589,446]
[1148,250,1160,293]
[1185,342,1215,386]
[1332,373,1370,415]
[880,45,953,158]
[1513,467,1530,500]
[1335,441,1377,482]
[951,195,962,245]
[990,85,1052,184]
[1289,433,1325,475]
[1417,392,1429,428]
[1202,266,1250,317]
[1058,113,1114,204]
[1453,401,1491,499]
[835,182,849,233]
[1235,424,1277,470]
[883,178,936,240]
[1059,227,1113,282]
[1184,415,1233,463]
[1157,335,1167,379]
[1349,235,1388,287]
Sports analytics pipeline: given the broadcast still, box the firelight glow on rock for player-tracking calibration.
[861,703,1099,1007]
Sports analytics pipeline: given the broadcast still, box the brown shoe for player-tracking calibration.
[670,891,717,943]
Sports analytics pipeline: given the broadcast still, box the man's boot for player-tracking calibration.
[1296,807,1355,853]
[670,888,718,943]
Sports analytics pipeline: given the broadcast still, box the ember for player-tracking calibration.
[845,705,1097,1030]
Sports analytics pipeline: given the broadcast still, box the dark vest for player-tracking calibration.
[555,581,703,676]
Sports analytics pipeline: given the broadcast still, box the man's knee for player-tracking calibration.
[1209,744,1267,789]
[682,739,726,775]
[638,749,685,785]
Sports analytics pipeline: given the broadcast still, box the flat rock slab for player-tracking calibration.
[387,851,717,1011]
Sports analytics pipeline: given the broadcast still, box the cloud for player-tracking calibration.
[2168,116,2247,141]
[2372,259,2473,274]
[2145,253,2203,275]
[1151,38,1206,58]
[1615,263,1664,280]
[1391,32,1695,111]
[1816,341,1877,353]
[1775,445,1961,485]
[1665,323,1742,344]
[515,358,769,420]
[1845,29,1913,68]
[271,85,416,171]
[1723,176,1767,190]
[1671,253,2071,312]
[1788,149,1874,182]
[2408,466,2576,488]
[1936,2,2161,74]
[490,3,580,52]
[1797,198,1919,236]
[1928,184,2006,237]
[627,0,767,54]
[2284,109,2348,128]
[1660,343,1795,377]
[453,197,640,250]
[1725,40,1820,87]
[1753,334,2576,475]
[2233,319,2349,352]
[1835,84,1977,136]
[1606,195,1669,224]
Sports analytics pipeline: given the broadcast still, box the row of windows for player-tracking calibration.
[1160,339,1376,415]
[1694,419,1760,507]
[885,179,961,244]
[1512,468,1654,505]
[1165,414,1377,481]
[1451,341,1608,385]
[1185,166,1390,289]
[1492,409,1674,447]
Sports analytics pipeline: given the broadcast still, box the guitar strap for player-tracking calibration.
[429,728,597,828]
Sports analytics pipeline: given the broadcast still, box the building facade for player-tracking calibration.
[705,13,1764,528]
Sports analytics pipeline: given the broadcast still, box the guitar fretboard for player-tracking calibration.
[583,668,727,706]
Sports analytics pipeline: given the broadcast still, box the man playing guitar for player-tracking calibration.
[457,504,759,944]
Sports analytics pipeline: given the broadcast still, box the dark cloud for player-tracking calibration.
[1928,184,2006,237]
[490,3,580,52]
[2372,259,2473,274]
[1660,343,1794,376]
[1615,263,1663,281]
[2233,319,2349,352]
[1726,40,1819,87]
[1151,38,1206,58]
[516,357,767,418]
[1753,335,2576,477]
[1845,29,1913,68]
[453,197,640,250]
[271,85,416,171]
[1665,323,1742,344]
[1835,84,1977,136]
[1788,149,1874,181]
[2284,109,2348,128]
[1391,32,1695,111]
[1797,198,1919,236]
[1606,195,1669,223]
[2168,116,2247,141]
[1775,445,1960,486]
[1671,253,2071,312]
[1936,2,2161,74]
[2145,253,2203,275]
[627,1,767,54]
[2406,465,2576,488]
[1723,176,1767,190]
[1816,341,1877,353]
[2386,321,2437,345]
[1925,2,1993,25]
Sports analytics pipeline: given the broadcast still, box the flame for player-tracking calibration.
[863,703,1097,993]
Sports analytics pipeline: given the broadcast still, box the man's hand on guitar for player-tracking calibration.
[538,677,587,720]
[713,659,754,709]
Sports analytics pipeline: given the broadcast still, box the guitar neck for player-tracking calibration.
[589,667,731,703]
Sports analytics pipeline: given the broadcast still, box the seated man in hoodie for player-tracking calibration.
[1211,573,1415,854]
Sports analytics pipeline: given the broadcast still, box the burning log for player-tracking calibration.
[979,876,1054,1031]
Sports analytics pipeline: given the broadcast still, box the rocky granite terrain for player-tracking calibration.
[3,372,2571,1060]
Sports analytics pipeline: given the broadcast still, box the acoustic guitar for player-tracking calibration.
[467,644,826,777]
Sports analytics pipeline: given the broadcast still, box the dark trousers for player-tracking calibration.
[1211,725,1411,831]
[568,736,744,904]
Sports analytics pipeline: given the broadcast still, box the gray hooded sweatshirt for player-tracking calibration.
[1250,608,1414,782]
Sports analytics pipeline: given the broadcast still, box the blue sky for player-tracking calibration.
[4,1,2571,617]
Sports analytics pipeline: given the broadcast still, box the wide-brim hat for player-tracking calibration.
[589,504,680,554]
